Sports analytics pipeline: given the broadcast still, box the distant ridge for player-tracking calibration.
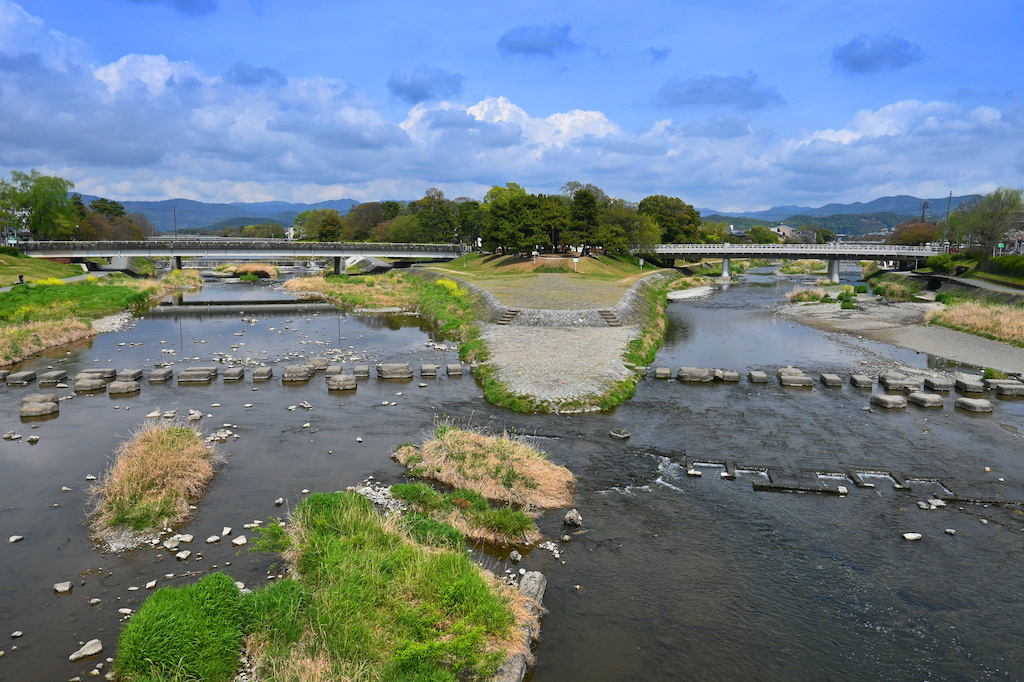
[76,195,360,233]
[699,194,981,221]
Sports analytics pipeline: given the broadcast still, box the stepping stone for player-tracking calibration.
[21,393,58,405]
[108,380,141,395]
[148,367,174,382]
[306,357,330,371]
[956,397,993,413]
[870,393,906,409]
[778,366,803,377]
[80,368,116,379]
[820,373,843,387]
[38,370,68,384]
[446,364,463,377]
[420,364,438,377]
[748,370,769,383]
[0,370,9,381]
[780,374,813,387]
[282,365,313,382]
[907,392,944,408]
[252,367,273,381]
[984,378,1020,390]
[6,371,36,385]
[955,377,985,392]
[189,365,218,376]
[116,369,144,382]
[377,363,413,379]
[654,367,672,379]
[177,370,213,384]
[714,369,740,382]
[923,377,953,391]
[20,401,59,417]
[678,367,712,382]
[74,378,107,392]
[352,365,370,378]
[325,365,343,376]
[222,367,245,381]
[850,374,873,388]
[996,383,1024,396]
[327,373,357,390]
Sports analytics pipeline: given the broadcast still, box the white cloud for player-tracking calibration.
[93,53,205,95]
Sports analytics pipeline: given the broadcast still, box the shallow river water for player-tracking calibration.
[3,272,1024,681]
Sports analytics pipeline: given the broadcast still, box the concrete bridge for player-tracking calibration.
[17,239,468,274]
[651,243,941,281]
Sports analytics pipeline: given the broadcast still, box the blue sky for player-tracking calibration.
[1,0,1021,211]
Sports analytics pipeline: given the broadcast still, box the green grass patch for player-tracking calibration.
[0,253,83,286]
[872,273,922,301]
[391,483,536,545]
[114,572,245,682]
[779,259,826,274]
[983,367,1007,380]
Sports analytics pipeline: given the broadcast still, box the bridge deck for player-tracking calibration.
[18,240,467,260]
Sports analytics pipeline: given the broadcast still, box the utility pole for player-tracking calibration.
[173,206,177,240]
[945,191,953,247]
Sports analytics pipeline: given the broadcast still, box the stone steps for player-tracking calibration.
[496,309,520,325]
[598,310,621,327]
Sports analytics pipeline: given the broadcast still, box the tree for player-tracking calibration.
[302,209,343,242]
[747,225,782,244]
[566,188,600,254]
[637,195,701,243]
[409,188,458,242]
[538,195,569,251]
[5,170,76,239]
[561,181,610,207]
[454,199,485,246]
[886,220,939,246]
[343,202,385,241]
[90,197,127,219]
[952,187,1024,257]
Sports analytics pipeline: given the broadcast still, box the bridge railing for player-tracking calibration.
[20,240,466,253]
[652,243,941,254]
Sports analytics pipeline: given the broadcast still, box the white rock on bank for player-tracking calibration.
[54,581,72,593]
[68,639,102,661]
[903,532,923,541]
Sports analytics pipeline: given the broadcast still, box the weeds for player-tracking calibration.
[787,286,825,303]
[91,422,216,532]
[927,300,1024,347]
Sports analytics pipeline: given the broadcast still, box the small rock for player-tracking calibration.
[232,535,247,546]
[564,508,583,526]
[206,535,220,544]
[945,528,956,535]
[356,437,363,443]
[68,639,103,662]
[8,535,23,543]
[175,550,191,560]
[86,475,97,481]
[222,527,232,536]
[275,497,284,506]
[145,580,157,589]
[54,581,73,594]
[11,631,23,638]
[561,535,572,542]
[62,486,72,492]
[509,550,522,562]
[903,532,923,541]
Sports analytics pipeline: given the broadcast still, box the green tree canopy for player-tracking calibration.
[3,169,76,239]
[885,220,939,246]
[638,195,701,243]
[950,187,1024,256]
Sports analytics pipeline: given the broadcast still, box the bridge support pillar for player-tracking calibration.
[721,257,732,279]
[827,259,840,283]
[333,256,346,276]
[171,255,182,271]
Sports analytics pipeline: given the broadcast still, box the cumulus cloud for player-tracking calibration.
[832,34,923,73]
[223,62,287,88]
[497,24,577,56]
[386,67,465,104]
[121,0,218,16]
[652,72,784,110]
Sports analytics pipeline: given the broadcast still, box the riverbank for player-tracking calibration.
[778,294,1024,372]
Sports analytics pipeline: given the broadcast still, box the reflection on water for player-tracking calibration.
[3,277,1024,681]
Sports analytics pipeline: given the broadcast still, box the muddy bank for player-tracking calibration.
[778,295,1024,372]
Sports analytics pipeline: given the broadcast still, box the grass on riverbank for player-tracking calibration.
[115,492,534,681]
[0,252,83,286]
[0,270,201,365]
[779,259,826,274]
[927,300,1024,347]
[430,252,653,280]
[91,422,216,532]
[871,273,922,301]
[233,262,280,278]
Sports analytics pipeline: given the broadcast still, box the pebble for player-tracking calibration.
[222,527,232,536]
[175,550,191,560]
[231,535,247,546]
[11,631,22,638]
[145,580,157,589]
[945,528,956,535]
[206,535,220,544]
[86,475,96,481]
[8,535,23,543]
[89,598,101,605]
[54,581,72,593]
[68,639,102,662]
[275,497,284,506]
[62,486,72,492]
[903,533,923,541]
[118,608,133,615]
[356,437,363,443]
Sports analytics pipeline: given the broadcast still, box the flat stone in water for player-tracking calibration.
[908,392,944,408]
[956,397,993,413]
[20,393,58,405]
[446,363,463,377]
[6,371,36,385]
[850,374,874,388]
[148,367,173,382]
[353,365,370,378]
[377,363,413,380]
[748,370,769,383]
[924,377,953,391]
[74,378,107,393]
[20,402,58,417]
[780,374,814,387]
[420,364,437,377]
[871,394,907,409]
[223,367,246,381]
[108,380,140,395]
[327,374,357,390]
[37,370,68,384]
[820,373,843,387]
[116,369,144,382]
[654,367,672,379]
[678,367,712,382]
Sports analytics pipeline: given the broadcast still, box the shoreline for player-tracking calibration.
[778,295,1024,373]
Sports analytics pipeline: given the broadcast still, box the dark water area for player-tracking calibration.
[3,275,1024,680]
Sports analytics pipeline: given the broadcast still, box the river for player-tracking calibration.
[2,271,1024,681]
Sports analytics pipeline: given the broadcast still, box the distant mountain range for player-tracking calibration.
[698,194,980,221]
[77,196,360,233]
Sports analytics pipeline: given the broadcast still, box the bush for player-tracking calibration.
[0,246,23,257]
[841,300,855,309]
[239,273,259,282]
[983,367,1007,380]
[986,255,1024,278]
[854,285,868,294]
[926,253,954,274]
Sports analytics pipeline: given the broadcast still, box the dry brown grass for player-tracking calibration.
[394,426,574,510]
[0,318,94,365]
[245,634,364,682]
[234,262,280,278]
[786,286,825,302]
[283,273,416,309]
[927,301,1024,346]
[91,422,216,532]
